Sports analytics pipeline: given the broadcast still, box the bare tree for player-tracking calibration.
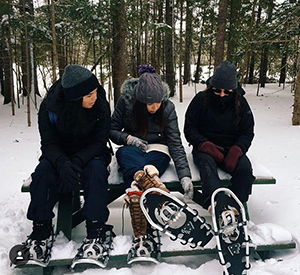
[214,0,228,68]
[111,0,128,104]
[292,42,300,125]
[165,0,175,97]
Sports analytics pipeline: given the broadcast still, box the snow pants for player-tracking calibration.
[116,146,170,187]
[27,156,110,223]
[193,150,255,209]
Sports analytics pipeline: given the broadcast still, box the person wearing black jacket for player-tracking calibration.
[184,61,255,227]
[23,65,114,266]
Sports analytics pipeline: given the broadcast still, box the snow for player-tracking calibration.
[0,82,300,274]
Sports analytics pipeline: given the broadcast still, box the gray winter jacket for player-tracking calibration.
[110,78,191,180]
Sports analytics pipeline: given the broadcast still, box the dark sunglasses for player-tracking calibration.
[212,87,234,95]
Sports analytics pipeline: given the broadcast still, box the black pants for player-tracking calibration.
[193,150,255,209]
[27,157,110,223]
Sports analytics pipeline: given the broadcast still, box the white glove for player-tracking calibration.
[127,135,148,152]
[144,165,159,177]
[180,177,194,201]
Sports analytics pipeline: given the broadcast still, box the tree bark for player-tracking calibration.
[292,42,300,125]
[165,0,175,97]
[214,0,228,68]
[183,0,192,84]
[111,0,128,105]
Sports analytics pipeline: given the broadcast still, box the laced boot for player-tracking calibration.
[133,165,169,193]
[125,189,160,263]
[124,190,148,238]
[219,205,240,243]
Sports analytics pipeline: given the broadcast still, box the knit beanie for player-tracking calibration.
[209,61,238,90]
[135,65,164,104]
[61,65,99,101]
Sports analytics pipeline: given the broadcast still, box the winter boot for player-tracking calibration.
[218,205,240,243]
[71,221,116,268]
[133,165,169,193]
[23,220,54,267]
[125,189,160,264]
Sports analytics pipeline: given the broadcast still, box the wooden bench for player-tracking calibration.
[20,154,296,273]
[21,153,276,239]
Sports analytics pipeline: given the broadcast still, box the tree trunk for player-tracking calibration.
[279,48,287,86]
[214,0,228,68]
[292,42,300,125]
[194,27,203,84]
[178,0,183,102]
[50,0,57,82]
[183,0,192,84]
[226,0,241,62]
[165,0,175,97]
[111,0,128,105]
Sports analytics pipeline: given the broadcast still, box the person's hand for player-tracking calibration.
[223,146,243,172]
[144,165,159,177]
[127,135,148,152]
[180,177,194,201]
[56,157,82,192]
[198,141,224,162]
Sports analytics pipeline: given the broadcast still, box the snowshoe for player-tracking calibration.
[10,230,54,267]
[211,188,251,275]
[127,230,161,264]
[71,224,115,269]
[140,187,214,248]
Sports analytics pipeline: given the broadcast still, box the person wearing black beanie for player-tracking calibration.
[19,65,115,267]
[184,60,255,232]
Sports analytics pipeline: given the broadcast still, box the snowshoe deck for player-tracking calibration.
[140,187,214,248]
[211,188,251,275]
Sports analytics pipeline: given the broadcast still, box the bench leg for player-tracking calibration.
[43,266,54,275]
[56,193,73,240]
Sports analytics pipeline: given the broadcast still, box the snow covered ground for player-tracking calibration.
[0,82,299,275]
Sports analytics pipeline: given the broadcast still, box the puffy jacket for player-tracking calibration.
[38,79,111,167]
[110,78,191,180]
[184,88,254,154]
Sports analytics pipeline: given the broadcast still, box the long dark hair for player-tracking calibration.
[132,100,165,138]
[55,86,104,136]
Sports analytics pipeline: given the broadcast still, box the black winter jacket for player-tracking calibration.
[110,78,191,180]
[38,80,111,167]
[184,89,254,154]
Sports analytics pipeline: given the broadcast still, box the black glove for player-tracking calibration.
[56,157,83,193]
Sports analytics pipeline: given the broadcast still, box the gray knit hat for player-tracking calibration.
[61,65,99,101]
[135,65,164,104]
[209,61,238,90]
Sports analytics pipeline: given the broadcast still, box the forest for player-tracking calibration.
[0,0,300,125]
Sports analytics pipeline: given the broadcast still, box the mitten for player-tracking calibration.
[180,177,194,201]
[198,141,224,162]
[127,135,148,152]
[56,157,82,192]
[223,146,243,172]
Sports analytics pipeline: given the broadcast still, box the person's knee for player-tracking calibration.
[84,158,108,177]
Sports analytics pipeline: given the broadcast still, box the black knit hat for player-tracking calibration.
[61,65,99,101]
[135,65,164,104]
[209,61,238,90]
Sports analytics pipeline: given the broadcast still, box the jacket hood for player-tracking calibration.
[121,78,170,102]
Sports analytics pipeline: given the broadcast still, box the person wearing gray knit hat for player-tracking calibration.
[62,64,100,101]
[209,60,238,90]
[110,64,193,263]
[135,66,165,104]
